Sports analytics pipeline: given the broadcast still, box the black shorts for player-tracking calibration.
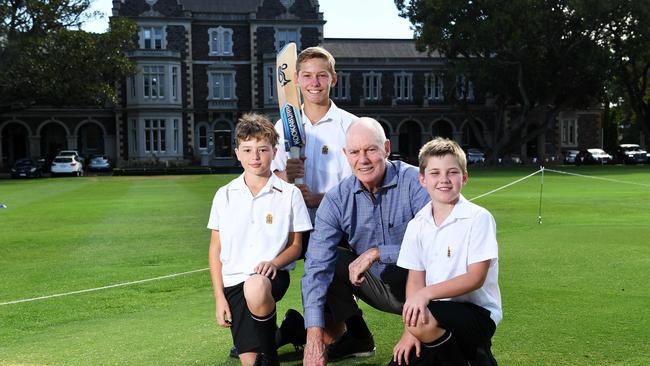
[223,270,290,354]
[427,301,496,358]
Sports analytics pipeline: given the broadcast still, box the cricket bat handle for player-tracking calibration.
[289,146,304,184]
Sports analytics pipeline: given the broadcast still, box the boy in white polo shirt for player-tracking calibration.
[208,113,312,366]
[393,137,501,366]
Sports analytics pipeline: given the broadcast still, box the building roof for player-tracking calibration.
[320,38,443,59]
[181,0,263,13]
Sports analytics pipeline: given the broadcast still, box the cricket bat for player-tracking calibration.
[276,42,305,184]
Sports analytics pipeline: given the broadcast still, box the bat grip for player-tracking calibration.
[289,146,303,185]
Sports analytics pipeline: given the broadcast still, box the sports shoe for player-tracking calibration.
[276,309,306,350]
[326,331,375,360]
[229,345,238,359]
[252,352,280,366]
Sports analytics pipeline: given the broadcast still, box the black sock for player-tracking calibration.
[344,314,371,339]
[251,308,278,359]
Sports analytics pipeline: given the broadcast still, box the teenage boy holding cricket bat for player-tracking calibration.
[271,46,358,350]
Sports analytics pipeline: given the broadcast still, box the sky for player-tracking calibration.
[81,0,414,39]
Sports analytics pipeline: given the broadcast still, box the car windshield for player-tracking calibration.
[622,146,641,152]
[15,159,33,166]
[59,151,75,156]
[54,157,72,163]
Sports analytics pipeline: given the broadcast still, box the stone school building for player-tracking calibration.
[0,0,602,168]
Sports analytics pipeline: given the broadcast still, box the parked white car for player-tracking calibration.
[51,156,84,177]
[57,150,85,165]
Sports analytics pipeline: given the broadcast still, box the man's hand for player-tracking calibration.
[348,247,379,286]
[286,156,306,183]
[392,330,420,365]
[215,297,232,328]
[402,287,431,327]
[296,184,324,208]
[303,327,327,366]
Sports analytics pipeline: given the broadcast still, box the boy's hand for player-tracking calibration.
[392,330,421,365]
[402,288,431,327]
[254,261,278,279]
[215,298,232,328]
[286,156,306,183]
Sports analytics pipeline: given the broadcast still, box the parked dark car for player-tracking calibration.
[613,144,648,164]
[576,148,613,165]
[563,149,580,164]
[88,155,112,171]
[10,158,43,178]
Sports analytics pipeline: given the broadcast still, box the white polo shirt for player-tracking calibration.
[272,101,357,221]
[207,173,312,287]
[397,195,502,325]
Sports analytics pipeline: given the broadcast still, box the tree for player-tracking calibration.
[395,0,612,161]
[600,1,650,143]
[0,0,136,113]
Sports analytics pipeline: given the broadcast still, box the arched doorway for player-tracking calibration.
[431,120,454,139]
[2,122,30,166]
[399,120,422,161]
[78,123,105,157]
[461,120,484,147]
[40,123,67,161]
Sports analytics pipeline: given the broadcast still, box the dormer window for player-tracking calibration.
[209,27,234,56]
[140,26,165,49]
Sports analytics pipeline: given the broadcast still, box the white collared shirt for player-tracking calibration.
[207,174,312,287]
[397,195,502,325]
[272,101,357,221]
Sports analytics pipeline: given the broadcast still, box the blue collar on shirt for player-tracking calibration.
[352,160,400,194]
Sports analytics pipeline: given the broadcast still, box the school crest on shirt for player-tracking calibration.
[266,213,273,224]
[322,145,329,154]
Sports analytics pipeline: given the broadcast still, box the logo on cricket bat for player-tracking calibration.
[278,63,291,87]
[281,103,304,147]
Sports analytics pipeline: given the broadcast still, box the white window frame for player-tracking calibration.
[208,27,234,56]
[394,72,413,101]
[144,119,166,153]
[561,118,578,147]
[208,71,236,100]
[363,72,382,101]
[140,26,165,49]
[455,74,475,101]
[332,72,350,101]
[275,28,300,51]
[143,65,166,99]
[173,119,180,153]
[171,66,179,101]
[264,65,276,104]
[425,72,444,101]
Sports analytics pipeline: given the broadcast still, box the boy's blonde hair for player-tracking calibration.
[235,113,279,147]
[418,137,467,174]
[297,46,336,75]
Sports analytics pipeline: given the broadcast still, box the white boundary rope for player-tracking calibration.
[468,168,543,202]
[544,168,650,188]
[0,268,209,306]
[2,167,646,306]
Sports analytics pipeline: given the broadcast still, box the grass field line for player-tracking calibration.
[469,168,543,201]
[545,167,650,187]
[0,268,209,306]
